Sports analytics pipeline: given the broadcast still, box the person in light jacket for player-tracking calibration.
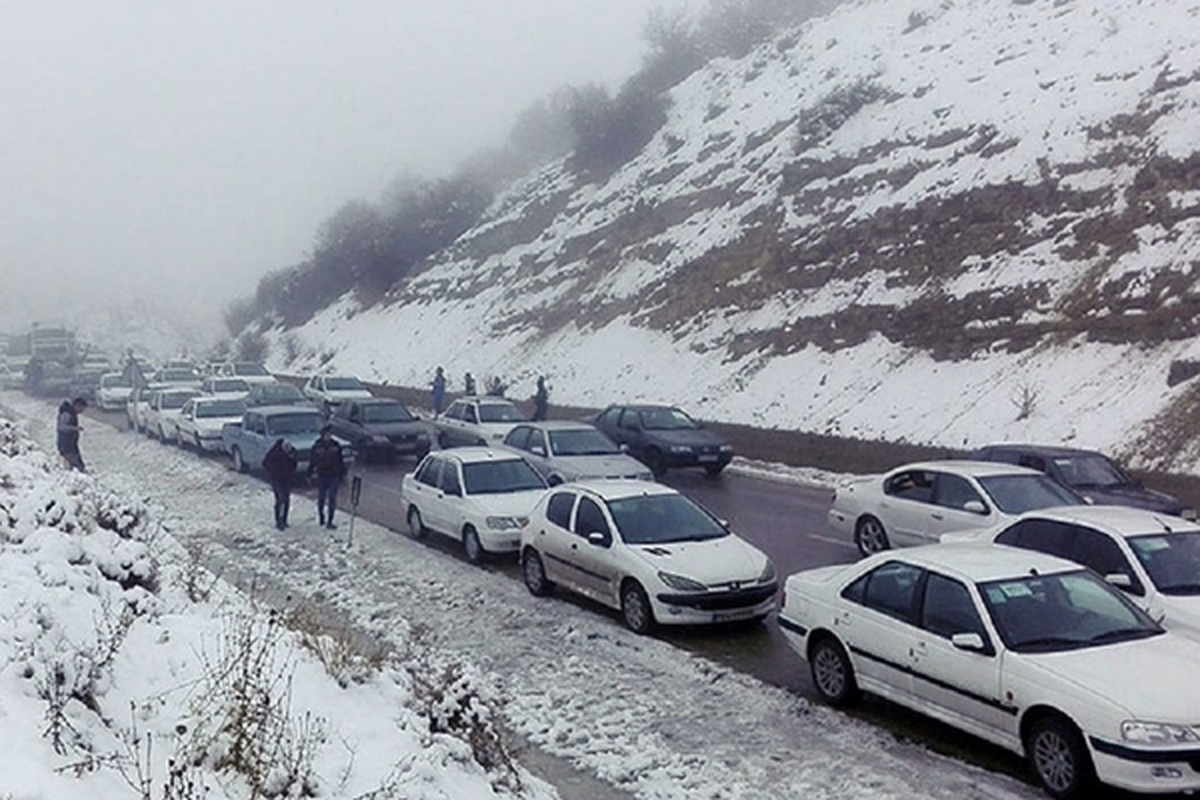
[262,438,298,530]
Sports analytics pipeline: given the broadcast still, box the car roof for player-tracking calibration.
[605,403,679,412]
[976,443,1105,458]
[892,460,1043,477]
[1004,505,1200,537]
[871,543,1082,583]
[252,405,322,416]
[561,479,676,500]
[352,396,402,405]
[434,447,527,464]
[461,396,517,406]
[513,420,596,431]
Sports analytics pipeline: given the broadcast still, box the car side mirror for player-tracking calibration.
[950,632,988,653]
[1105,573,1133,590]
[586,531,611,548]
[531,445,546,456]
[963,500,988,514]
[619,443,629,453]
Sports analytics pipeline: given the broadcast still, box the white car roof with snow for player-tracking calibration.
[860,542,1082,584]
[892,460,1043,478]
[437,447,527,465]
[563,479,676,501]
[1003,505,1200,537]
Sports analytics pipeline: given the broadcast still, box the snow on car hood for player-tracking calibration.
[630,534,767,584]
[1026,633,1200,720]
[465,489,547,516]
[553,453,650,479]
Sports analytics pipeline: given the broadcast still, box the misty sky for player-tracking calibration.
[0,0,705,337]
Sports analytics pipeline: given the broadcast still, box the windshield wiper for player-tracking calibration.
[1088,628,1160,644]
[1012,636,1084,652]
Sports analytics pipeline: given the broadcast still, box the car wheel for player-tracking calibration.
[1026,714,1095,799]
[809,636,860,707]
[194,433,203,451]
[231,447,248,474]
[462,526,484,564]
[854,516,890,557]
[644,448,667,478]
[406,506,427,540]
[521,548,554,597]
[175,427,186,448]
[704,463,726,477]
[620,581,656,634]
[158,424,168,443]
[436,432,449,449]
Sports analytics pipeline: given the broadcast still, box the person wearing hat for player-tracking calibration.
[308,424,347,529]
[56,396,88,471]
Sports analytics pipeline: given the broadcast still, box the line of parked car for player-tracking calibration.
[92,358,1200,797]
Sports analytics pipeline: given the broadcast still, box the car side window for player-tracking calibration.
[997,519,1075,560]
[1071,527,1142,595]
[921,572,988,642]
[860,562,923,623]
[506,427,530,450]
[1018,454,1048,473]
[932,473,987,512]
[573,497,610,539]
[528,429,547,454]
[885,470,934,504]
[414,457,442,488]
[597,407,621,427]
[546,492,576,529]
[618,409,640,430]
[440,462,462,496]
[348,405,360,421]
[465,406,479,424]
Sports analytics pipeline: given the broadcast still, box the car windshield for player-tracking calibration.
[100,375,131,388]
[976,474,1080,513]
[980,570,1161,653]
[548,428,620,456]
[607,493,728,545]
[638,408,698,431]
[1128,531,1200,596]
[1053,454,1130,489]
[325,377,365,391]
[233,363,271,377]
[363,403,414,423]
[211,379,249,392]
[158,368,198,382]
[461,459,547,494]
[161,392,196,409]
[197,400,246,418]
[267,413,322,435]
[478,403,526,423]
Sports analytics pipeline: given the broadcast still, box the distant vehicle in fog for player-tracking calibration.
[175,396,247,452]
[200,376,251,400]
[214,361,276,385]
[302,374,373,414]
[325,398,430,462]
[95,373,133,411]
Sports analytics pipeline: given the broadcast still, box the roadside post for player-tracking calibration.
[348,474,362,546]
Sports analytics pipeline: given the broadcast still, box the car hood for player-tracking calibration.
[360,421,427,437]
[1159,595,1200,641]
[325,389,374,401]
[643,428,725,448]
[1027,634,1200,720]
[552,454,652,479]
[1075,485,1186,516]
[630,535,767,584]
[465,489,547,515]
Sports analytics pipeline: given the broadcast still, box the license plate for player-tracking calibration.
[712,609,754,623]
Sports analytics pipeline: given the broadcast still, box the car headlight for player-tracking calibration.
[1121,721,1200,746]
[758,560,777,584]
[485,516,527,531]
[372,435,389,444]
[669,445,694,454]
[658,571,707,592]
[719,444,734,452]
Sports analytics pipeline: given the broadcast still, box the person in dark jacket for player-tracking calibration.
[308,425,347,529]
[533,376,549,421]
[56,397,88,471]
[263,438,298,530]
[431,366,447,415]
[464,371,477,396]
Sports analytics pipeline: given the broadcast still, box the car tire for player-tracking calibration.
[703,463,726,477]
[436,432,449,449]
[645,448,667,478]
[158,424,168,443]
[809,635,860,707]
[175,427,186,448]
[231,447,248,474]
[521,548,554,597]
[462,526,484,565]
[854,516,890,557]
[620,581,656,634]
[406,506,427,540]
[194,433,203,451]
[1025,714,1095,799]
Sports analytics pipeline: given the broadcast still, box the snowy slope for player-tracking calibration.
[269,0,1200,470]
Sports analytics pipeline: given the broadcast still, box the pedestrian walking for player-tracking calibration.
[56,396,87,471]
[263,438,298,530]
[308,425,347,529]
[464,372,477,396]
[431,366,447,415]
[533,376,549,421]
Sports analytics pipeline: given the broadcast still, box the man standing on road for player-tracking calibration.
[263,438,298,530]
[533,375,549,421]
[431,366,447,415]
[308,425,347,530]
[464,371,477,396]
[56,397,88,471]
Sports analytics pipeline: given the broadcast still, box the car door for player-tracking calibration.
[928,472,993,538]
[565,495,622,604]
[909,571,1011,738]
[878,469,938,546]
[1067,526,1146,602]
[523,428,553,477]
[533,490,579,587]
[178,399,196,439]
[836,561,923,703]
[613,408,645,457]
[432,459,465,537]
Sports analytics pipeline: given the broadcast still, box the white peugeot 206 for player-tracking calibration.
[778,543,1200,798]
[520,480,777,634]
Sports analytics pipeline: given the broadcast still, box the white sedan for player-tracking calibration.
[829,460,1081,557]
[302,374,373,414]
[199,376,251,400]
[778,543,1200,798]
[520,480,777,634]
[399,447,549,564]
[95,372,133,411]
[143,387,201,442]
[433,396,527,448]
[175,396,247,452]
[948,505,1200,641]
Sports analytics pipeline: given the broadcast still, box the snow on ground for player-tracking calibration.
[0,396,558,800]
[0,392,1041,799]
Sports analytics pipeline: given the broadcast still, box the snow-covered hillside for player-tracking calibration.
[269,0,1200,471]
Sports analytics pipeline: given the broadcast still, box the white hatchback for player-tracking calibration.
[520,480,777,634]
[779,544,1200,798]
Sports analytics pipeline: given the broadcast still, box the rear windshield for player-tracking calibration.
[267,413,322,435]
[478,403,526,423]
[197,400,246,418]
[363,403,414,423]
[461,459,546,494]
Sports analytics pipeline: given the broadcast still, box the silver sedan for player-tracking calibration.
[502,421,653,485]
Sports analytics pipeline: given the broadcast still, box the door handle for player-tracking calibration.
[931,512,944,521]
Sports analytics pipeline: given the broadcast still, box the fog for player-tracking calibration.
[0,0,706,341]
